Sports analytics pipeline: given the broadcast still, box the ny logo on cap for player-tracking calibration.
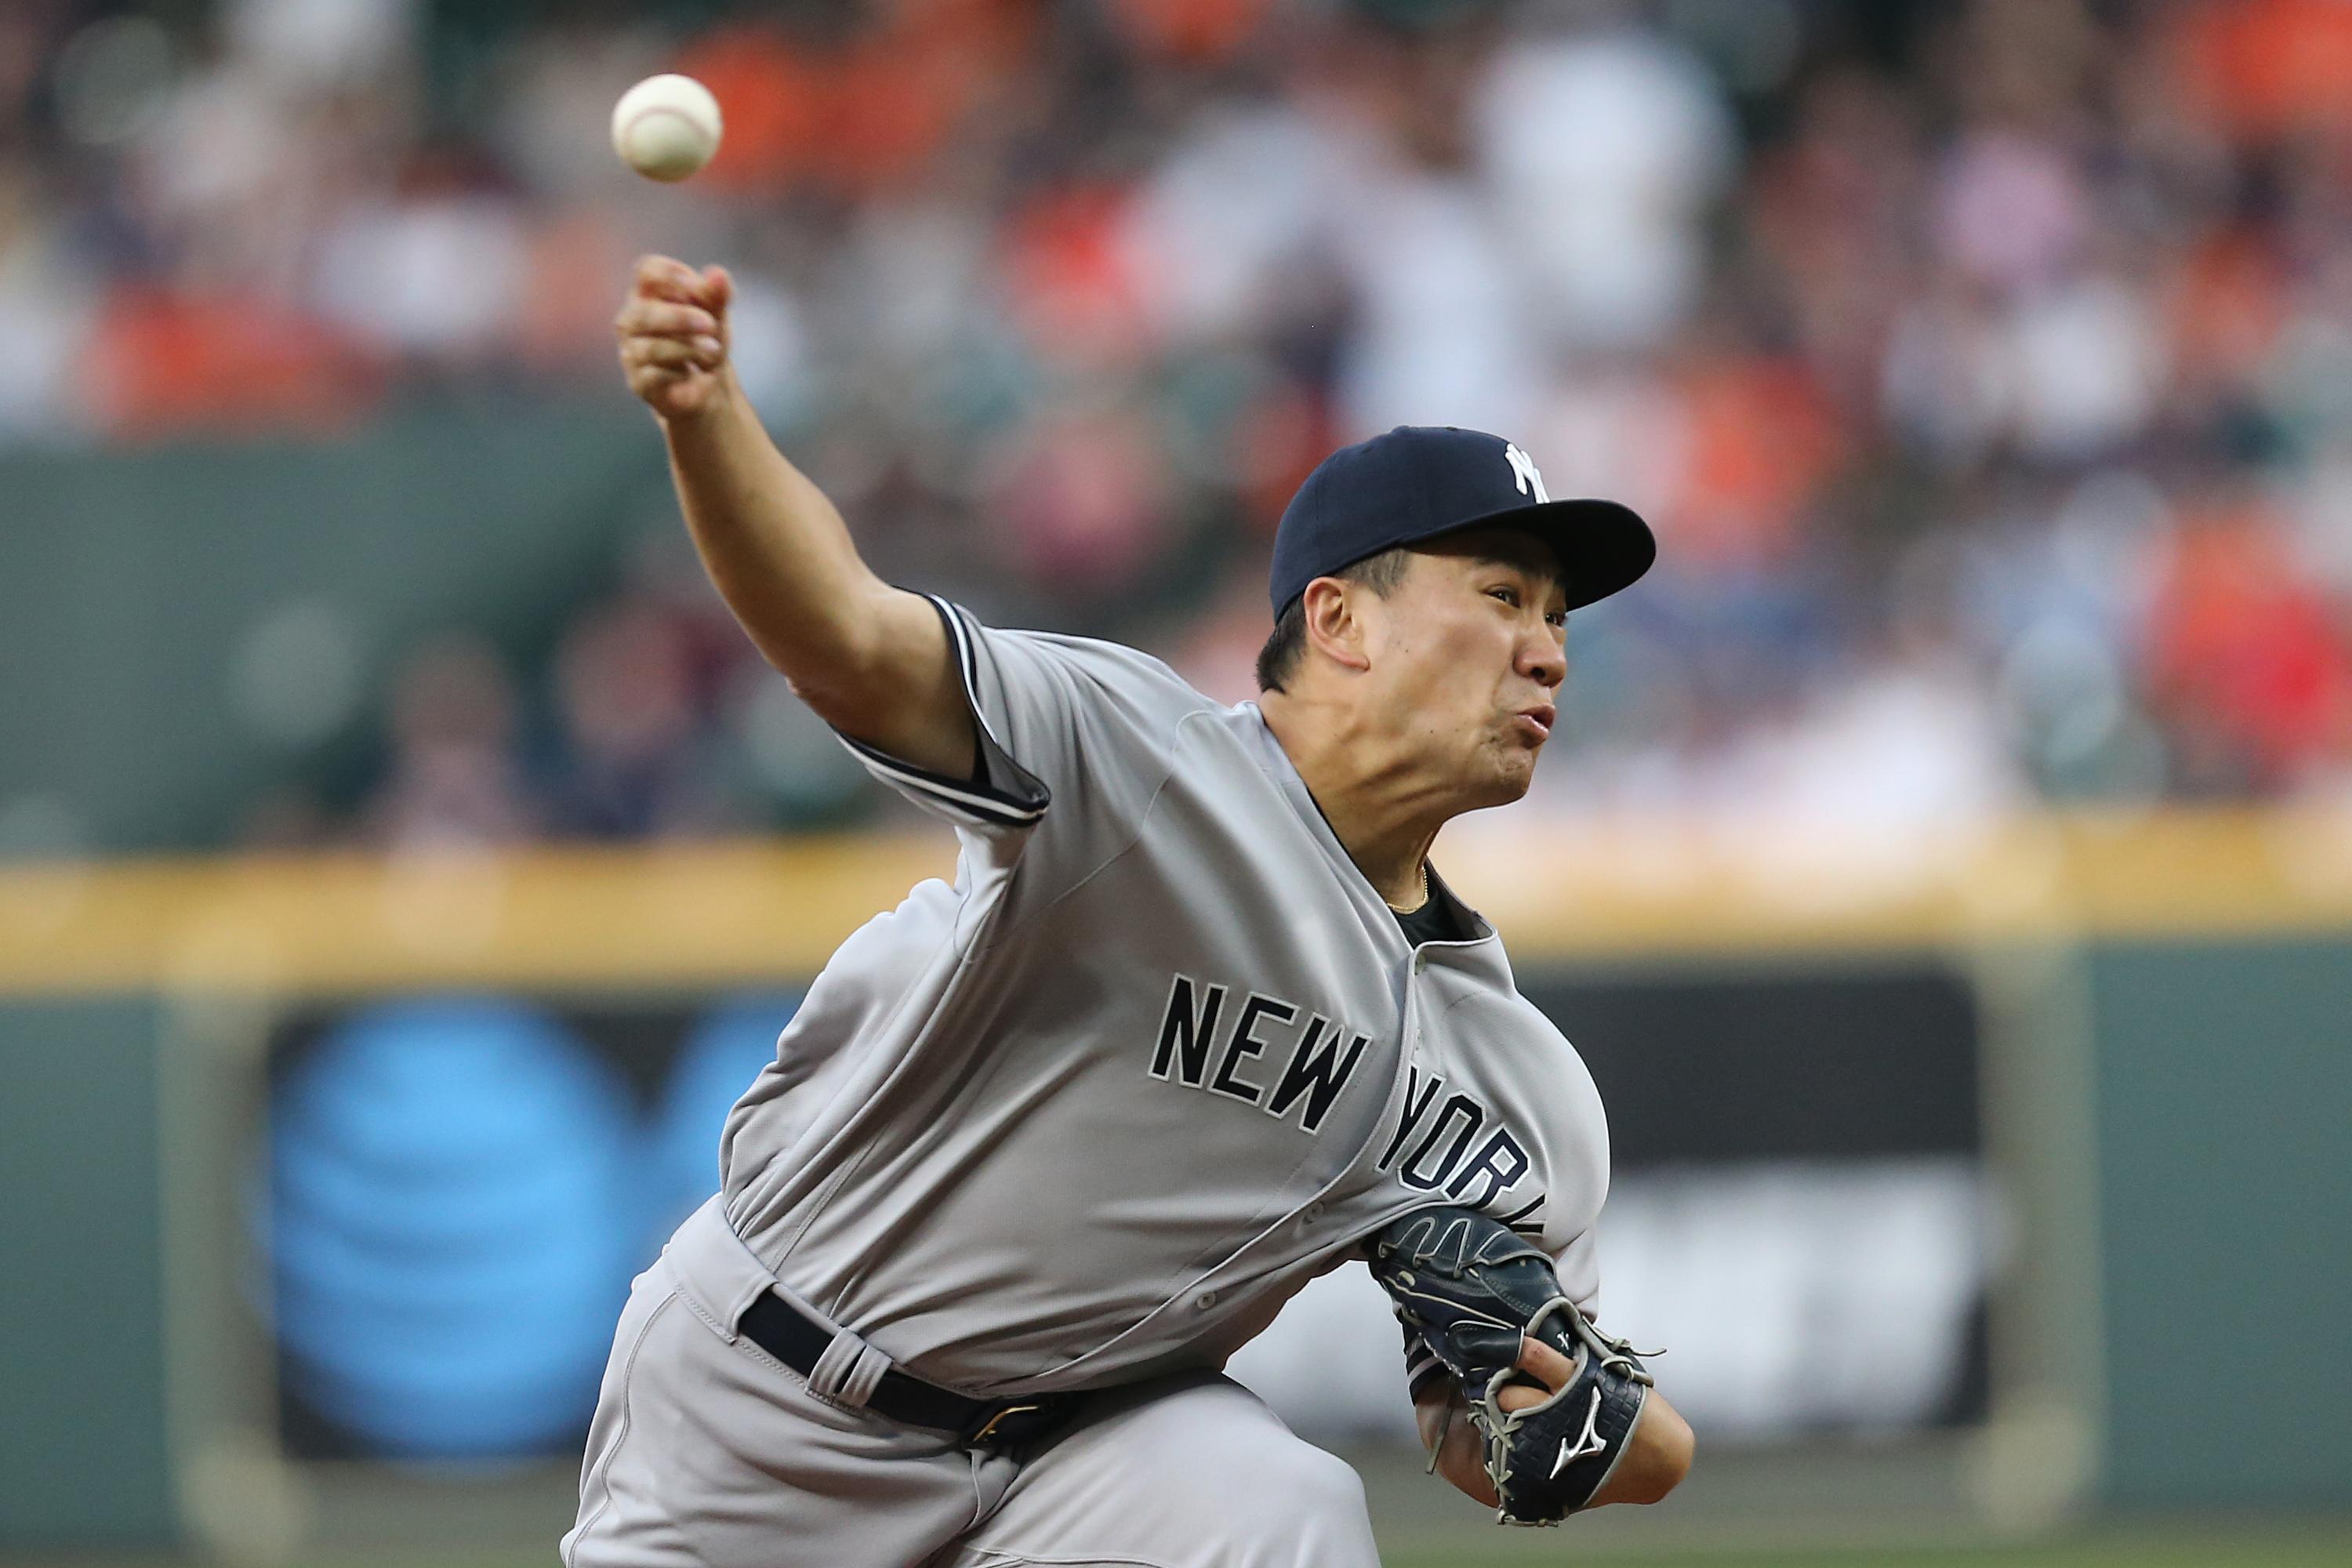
[1504,442,1550,503]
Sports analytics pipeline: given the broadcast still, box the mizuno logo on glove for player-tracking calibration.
[1552,1388,1606,1476]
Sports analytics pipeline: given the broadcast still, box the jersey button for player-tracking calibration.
[1410,953,1428,975]
[1192,1290,1217,1310]
[1303,1203,1326,1224]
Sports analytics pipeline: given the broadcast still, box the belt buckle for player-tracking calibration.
[967,1402,1043,1446]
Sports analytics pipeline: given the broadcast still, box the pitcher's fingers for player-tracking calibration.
[626,361,697,400]
[1494,1377,1553,1414]
[698,264,734,314]
[622,335,722,370]
[1517,1336,1579,1392]
[615,299,720,340]
[632,254,705,303]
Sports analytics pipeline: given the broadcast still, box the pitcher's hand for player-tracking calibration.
[1417,1337,1693,1511]
[615,256,734,422]
[1416,1338,1560,1508]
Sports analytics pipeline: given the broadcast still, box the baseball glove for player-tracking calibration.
[1368,1207,1657,1526]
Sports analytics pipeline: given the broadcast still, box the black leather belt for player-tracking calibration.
[738,1290,1077,1450]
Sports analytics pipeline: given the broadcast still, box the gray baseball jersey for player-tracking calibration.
[713,596,1610,1398]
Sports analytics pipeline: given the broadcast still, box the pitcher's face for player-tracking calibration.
[1356,529,1569,809]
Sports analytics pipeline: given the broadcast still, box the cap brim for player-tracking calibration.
[1436,499,1657,612]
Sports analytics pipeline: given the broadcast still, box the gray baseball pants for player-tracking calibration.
[563,1200,1380,1568]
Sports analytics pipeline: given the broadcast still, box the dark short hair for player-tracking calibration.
[1255,548,1410,692]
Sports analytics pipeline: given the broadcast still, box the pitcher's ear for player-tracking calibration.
[1300,575,1372,673]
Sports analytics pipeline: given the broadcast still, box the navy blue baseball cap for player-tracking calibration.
[1269,426,1655,619]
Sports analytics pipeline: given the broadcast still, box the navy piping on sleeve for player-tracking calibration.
[832,594,1051,829]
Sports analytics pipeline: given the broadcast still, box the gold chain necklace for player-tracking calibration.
[1386,861,1430,914]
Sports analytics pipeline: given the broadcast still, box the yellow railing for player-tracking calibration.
[3,807,2350,996]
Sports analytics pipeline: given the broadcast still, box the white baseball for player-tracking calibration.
[612,74,723,183]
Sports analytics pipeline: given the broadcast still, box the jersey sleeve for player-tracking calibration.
[1552,1227,1601,1317]
[833,595,1196,865]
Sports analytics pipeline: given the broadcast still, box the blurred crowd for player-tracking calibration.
[10,0,2352,849]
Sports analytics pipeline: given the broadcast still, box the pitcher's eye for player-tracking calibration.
[1487,586,1519,607]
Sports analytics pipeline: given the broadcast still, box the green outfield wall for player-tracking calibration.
[1,832,2346,1551]
[0,397,659,855]
[0,998,176,1546]
[2088,939,2352,1507]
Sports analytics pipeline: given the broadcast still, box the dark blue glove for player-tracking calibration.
[1368,1207,1657,1525]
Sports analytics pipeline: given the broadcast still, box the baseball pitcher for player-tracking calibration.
[567,256,1695,1568]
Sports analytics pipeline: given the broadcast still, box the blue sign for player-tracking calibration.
[267,999,644,1460]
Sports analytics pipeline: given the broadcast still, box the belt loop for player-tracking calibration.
[663,1196,780,1344]
[807,1327,893,1408]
